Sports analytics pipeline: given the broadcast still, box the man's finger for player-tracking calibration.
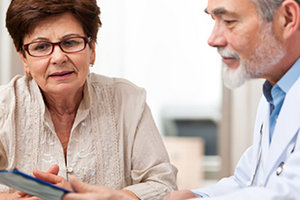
[69,176,99,193]
[63,193,99,200]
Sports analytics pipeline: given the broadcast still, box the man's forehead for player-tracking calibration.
[205,0,257,16]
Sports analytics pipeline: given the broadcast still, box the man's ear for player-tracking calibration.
[19,51,30,75]
[279,0,300,39]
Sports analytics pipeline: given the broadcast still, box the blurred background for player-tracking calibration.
[0,0,263,190]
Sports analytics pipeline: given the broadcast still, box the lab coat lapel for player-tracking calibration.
[261,114,270,167]
[264,77,300,181]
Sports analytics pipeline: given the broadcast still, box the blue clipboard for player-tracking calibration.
[0,168,71,200]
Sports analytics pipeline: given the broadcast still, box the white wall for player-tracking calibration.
[92,0,222,132]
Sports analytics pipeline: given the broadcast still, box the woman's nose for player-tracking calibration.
[50,45,68,64]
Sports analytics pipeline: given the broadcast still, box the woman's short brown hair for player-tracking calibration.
[6,0,102,52]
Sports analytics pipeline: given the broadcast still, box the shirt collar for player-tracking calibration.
[276,57,300,94]
[263,57,300,102]
[263,80,273,103]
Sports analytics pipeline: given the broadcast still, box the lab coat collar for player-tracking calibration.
[264,76,300,182]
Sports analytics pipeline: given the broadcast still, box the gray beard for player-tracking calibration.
[221,23,286,89]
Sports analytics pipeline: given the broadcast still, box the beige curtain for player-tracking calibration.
[219,79,264,177]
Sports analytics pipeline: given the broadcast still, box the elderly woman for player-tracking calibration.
[0,0,177,199]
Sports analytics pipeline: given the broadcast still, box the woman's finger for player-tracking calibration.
[47,164,60,175]
[33,169,62,184]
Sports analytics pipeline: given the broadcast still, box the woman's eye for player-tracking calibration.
[63,39,80,47]
[33,43,51,51]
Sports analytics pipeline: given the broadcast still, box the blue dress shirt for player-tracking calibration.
[263,58,300,143]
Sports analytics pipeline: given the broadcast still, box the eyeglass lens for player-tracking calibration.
[27,37,87,57]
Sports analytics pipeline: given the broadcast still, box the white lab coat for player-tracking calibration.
[193,76,300,200]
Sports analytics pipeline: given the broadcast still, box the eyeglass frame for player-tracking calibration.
[23,36,92,57]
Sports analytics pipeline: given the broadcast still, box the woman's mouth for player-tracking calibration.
[49,71,74,79]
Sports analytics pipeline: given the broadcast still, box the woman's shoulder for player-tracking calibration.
[0,75,26,100]
[0,75,27,115]
[88,73,146,98]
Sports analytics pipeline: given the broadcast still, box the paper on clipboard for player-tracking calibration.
[0,168,71,200]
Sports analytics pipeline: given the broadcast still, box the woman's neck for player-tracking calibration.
[42,87,84,117]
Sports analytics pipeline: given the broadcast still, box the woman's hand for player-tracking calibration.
[17,194,43,200]
[32,165,73,191]
[17,164,69,199]
[63,176,136,200]
[163,189,200,200]
[0,192,40,200]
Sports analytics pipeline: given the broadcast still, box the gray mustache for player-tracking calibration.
[218,48,240,60]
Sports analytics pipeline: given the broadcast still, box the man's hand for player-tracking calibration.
[163,189,200,200]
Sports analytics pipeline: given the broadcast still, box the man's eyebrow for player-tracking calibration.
[204,7,227,16]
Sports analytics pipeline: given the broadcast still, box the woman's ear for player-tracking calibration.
[280,0,300,39]
[89,42,96,65]
[19,51,30,75]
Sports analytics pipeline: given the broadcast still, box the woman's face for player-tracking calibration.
[20,12,95,97]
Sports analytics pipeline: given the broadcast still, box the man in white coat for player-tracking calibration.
[163,0,300,199]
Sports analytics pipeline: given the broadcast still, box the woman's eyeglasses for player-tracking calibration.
[23,36,91,57]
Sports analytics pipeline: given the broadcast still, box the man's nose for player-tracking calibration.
[207,24,227,48]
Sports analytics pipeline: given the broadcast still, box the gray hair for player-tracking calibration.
[251,0,284,22]
[252,0,300,29]
[252,0,300,21]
